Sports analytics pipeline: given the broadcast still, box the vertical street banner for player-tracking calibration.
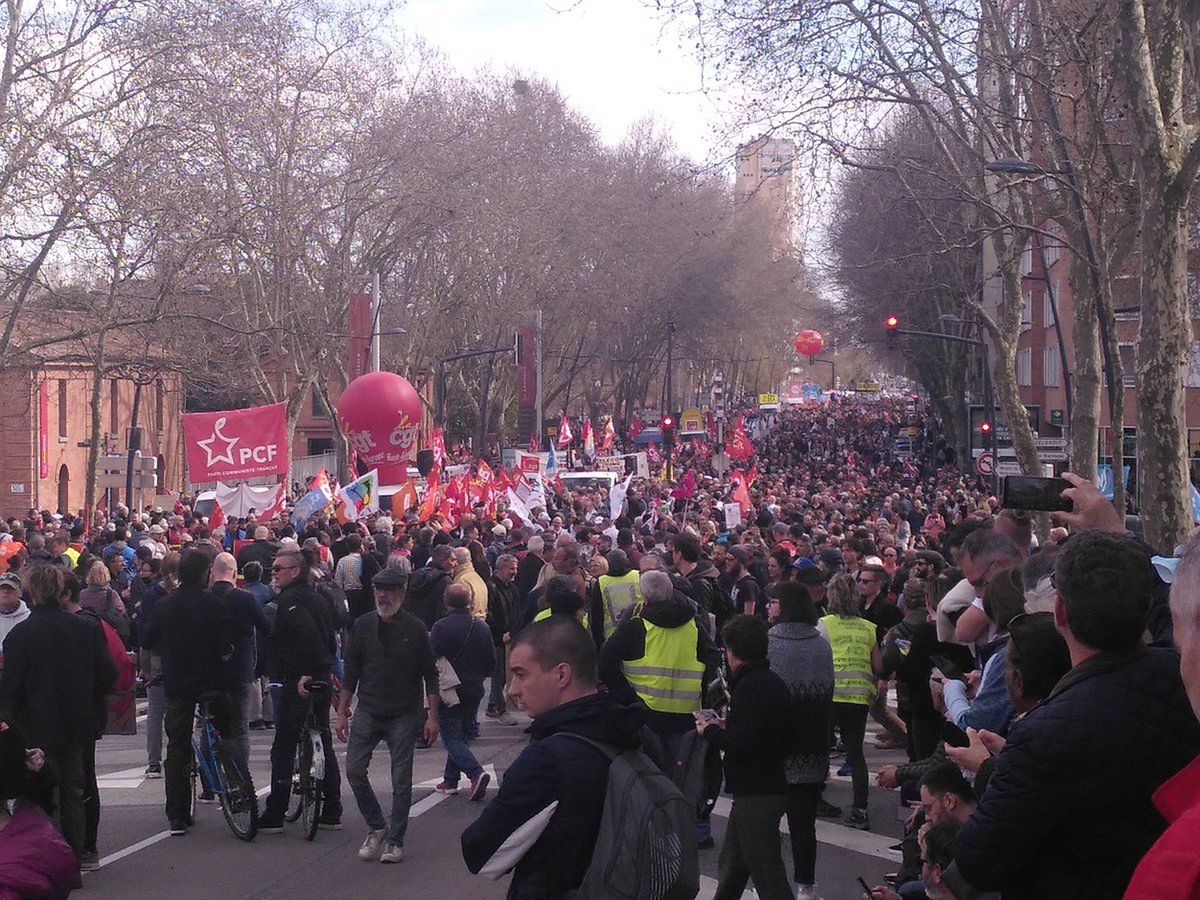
[183,402,290,483]
[38,381,49,478]
[347,292,372,382]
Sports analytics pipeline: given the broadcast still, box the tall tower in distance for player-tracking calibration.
[734,135,798,254]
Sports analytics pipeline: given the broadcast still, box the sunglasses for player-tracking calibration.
[271,564,298,573]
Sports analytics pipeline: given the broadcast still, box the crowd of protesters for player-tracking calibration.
[1,396,1199,900]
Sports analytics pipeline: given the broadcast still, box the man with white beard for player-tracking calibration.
[336,567,440,864]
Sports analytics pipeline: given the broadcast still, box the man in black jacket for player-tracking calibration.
[0,563,117,855]
[956,529,1200,898]
[698,614,794,900]
[485,553,520,724]
[138,549,231,836]
[461,616,645,899]
[259,549,342,832]
[404,544,453,629]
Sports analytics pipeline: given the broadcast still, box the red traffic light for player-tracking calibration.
[661,415,675,429]
[885,315,899,329]
[980,421,992,433]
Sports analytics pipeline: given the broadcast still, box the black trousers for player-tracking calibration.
[713,794,793,900]
[263,682,342,821]
[832,702,869,808]
[786,782,821,886]
[82,741,99,854]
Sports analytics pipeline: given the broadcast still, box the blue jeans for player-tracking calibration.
[345,708,421,845]
[441,689,485,785]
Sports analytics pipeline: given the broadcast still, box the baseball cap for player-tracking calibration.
[0,572,21,589]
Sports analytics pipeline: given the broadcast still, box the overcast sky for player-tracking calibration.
[393,0,736,167]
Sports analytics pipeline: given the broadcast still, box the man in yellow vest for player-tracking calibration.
[588,549,641,645]
[598,570,722,842]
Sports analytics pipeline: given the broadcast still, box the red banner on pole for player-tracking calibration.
[347,292,371,382]
[183,403,289,483]
[38,381,49,479]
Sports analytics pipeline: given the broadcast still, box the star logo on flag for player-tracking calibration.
[197,417,239,467]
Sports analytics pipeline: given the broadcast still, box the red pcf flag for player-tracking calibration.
[726,415,754,461]
[184,402,289,482]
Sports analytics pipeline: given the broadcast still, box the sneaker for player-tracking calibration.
[845,807,871,831]
[258,817,285,834]
[168,819,189,836]
[318,813,343,830]
[696,835,715,850]
[815,798,842,818]
[837,761,852,777]
[79,852,100,872]
[795,885,818,900]
[145,764,162,779]
[358,829,386,861]
[262,720,274,729]
[485,708,502,719]
[198,789,217,803]
[248,719,264,730]
[469,772,491,801]
[379,842,404,863]
[496,711,518,726]
[433,781,459,795]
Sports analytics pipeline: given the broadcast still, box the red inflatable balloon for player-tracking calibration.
[337,371,422,483]
[794,329,825,358]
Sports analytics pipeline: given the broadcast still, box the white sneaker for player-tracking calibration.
[379,841,404,863]
[795,885,818,900]
[358,829,385,861]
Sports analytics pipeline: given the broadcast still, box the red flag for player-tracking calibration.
[419,469,441,522]
[746,464,759,487]
[646,442,662,467]
[730,470,752,515]
[727,415,754,461]
[628,414,644,442]
[208,499,225,534]
[431,427,447,470]
[529,431,540,453]
[557,415,574,447]
[183,402,289,482]
[394,478,419,514]
[600,417,617,451]
[259,482,288,521]
[670,470,697,499]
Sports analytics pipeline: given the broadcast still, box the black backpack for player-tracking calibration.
[561,733,699,900]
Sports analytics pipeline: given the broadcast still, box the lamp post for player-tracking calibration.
[807,356,836,389]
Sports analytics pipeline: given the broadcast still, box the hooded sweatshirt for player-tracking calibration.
[0,598,30,649]
[597,594,723,733]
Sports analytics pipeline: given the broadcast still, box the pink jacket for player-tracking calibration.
[0,806,77,899]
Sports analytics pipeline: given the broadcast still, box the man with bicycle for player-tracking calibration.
[336,567,440,863]
[140,549,233,836]
[259,550,343,833]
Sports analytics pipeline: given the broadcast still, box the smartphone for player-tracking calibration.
[1001,475,1073,512]
[941,719,971,748]
[695,708,720,721]
[856,875,873,895]
[929,654,969,683]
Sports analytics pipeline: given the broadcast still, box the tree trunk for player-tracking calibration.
[1069,252,1100,479]
[1137,194,1192,552]
[996,263,1042,477]
[84,329,109,523]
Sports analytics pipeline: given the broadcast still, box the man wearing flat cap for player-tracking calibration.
[335,566,440,864]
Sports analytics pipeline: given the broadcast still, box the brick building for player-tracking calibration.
[0,355,184,519]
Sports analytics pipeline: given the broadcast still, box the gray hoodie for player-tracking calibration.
[0,598,31,648]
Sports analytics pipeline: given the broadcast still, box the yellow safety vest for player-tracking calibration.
[624,619,705,714]
[534,607,589,630]
[821,614,877,705]
[598,572,641,638]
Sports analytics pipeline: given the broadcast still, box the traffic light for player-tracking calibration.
[885,314,899,349]
[980,420,992,435]
[661,414,676,448]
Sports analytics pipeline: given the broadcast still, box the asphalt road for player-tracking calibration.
[86,698,911,900]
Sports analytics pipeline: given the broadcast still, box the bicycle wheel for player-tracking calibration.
[284,741,305,823]
[214,743,258,841]
[299,733,322,841]
[188,754,198,825]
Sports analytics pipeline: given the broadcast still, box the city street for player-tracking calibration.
[87,698,909,900]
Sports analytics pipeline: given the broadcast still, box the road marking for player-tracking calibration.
[710,797,897,861]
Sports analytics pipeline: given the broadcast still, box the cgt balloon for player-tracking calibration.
[337,371,422,483]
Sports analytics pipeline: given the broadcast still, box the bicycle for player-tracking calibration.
[283,680,331,841]
[192,691,259,841]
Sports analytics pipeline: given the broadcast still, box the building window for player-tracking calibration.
[155,381,164,433]
[1119,343,1138,387]
[1020,243,1034,278]
[311,387,324,418]
[1021,287,1033,332]
[57,380,68,438]
[1044,346,1061,387]
[1043,283,1058,327]
[1189,428,1200,460]
[1018,348,1032,387]
[307,438,335,456]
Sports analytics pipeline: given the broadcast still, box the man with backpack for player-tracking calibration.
[461,615,698,900]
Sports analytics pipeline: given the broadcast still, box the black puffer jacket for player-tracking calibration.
[957,646,1200,899]
[461,693,645,900]
[403,566,450,629]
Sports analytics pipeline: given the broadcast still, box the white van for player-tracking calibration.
[559,471,621,493]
